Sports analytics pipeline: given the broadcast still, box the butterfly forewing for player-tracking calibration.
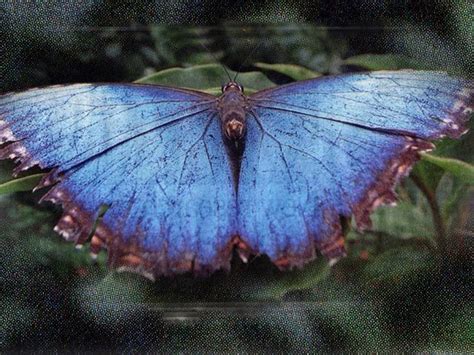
[0,84,238,277]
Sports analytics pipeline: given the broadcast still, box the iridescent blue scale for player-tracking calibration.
[0,70,472,278]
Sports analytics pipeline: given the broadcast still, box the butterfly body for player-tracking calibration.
[217,82,248,141]
[0,70,472,279]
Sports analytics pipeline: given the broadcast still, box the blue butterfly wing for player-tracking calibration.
[239,71,473,268]
[0,84,237,277]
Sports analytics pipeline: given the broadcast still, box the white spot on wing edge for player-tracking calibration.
[452,87,473,114]
[0,120,16,144]
[328,257,341,267]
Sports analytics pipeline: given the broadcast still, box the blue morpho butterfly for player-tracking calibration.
[0,68,472,280]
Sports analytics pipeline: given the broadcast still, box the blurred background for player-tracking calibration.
[0,0,473,352]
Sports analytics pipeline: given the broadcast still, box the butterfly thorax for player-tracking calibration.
[217,82,248,141]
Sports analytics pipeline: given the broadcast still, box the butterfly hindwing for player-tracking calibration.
[0,84,237,277]
[238,71,472,268]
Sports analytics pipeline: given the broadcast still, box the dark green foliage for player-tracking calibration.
[135,63,276,94]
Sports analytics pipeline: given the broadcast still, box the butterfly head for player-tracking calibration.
[221,81,244,93]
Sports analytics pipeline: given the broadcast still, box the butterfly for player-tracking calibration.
[0,70,472,279]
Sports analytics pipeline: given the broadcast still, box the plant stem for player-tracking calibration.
[410,174,447,254]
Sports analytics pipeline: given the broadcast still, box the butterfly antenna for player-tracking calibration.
[233,40,261,83]
[197,39,233,82]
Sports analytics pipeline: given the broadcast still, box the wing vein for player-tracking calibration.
[59,105,215,174]
[249,112,348,205]
[251,103,419,137]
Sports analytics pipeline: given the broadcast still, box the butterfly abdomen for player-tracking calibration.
[218,84,248,140]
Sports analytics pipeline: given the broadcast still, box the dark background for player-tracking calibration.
[0,0,473,352]
[2,0,473,92]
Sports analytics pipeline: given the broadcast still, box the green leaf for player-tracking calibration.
[442,179,470,219]
[200,87,258,95]
[75,272,152,327]
[344,54,428,70]
[135,63,275,93]
[0,173,44,195]
[253,62,321,80]
[423,308,474,352]
[369,200,435,240]
[421,153,474,185]
[315,295,391,350]
[428,120,474,164]
[0,295,38,346]
[362,247,434,284]
[244,258,331,300]
[411,160,445,193]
